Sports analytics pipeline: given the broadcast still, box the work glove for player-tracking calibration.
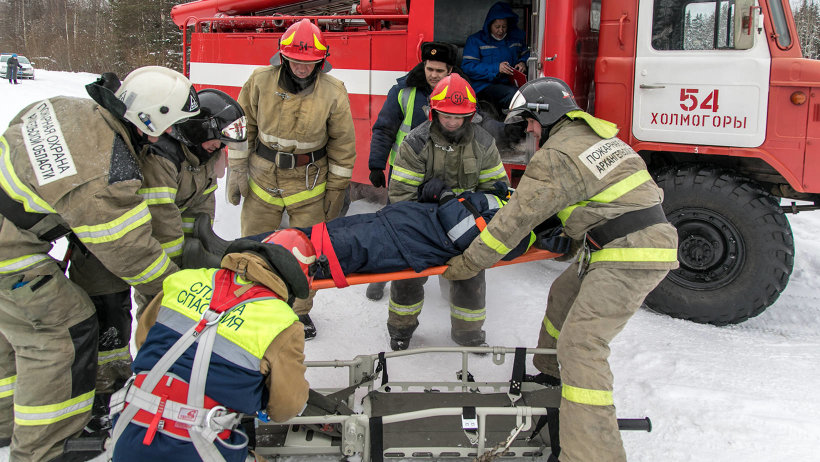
[490,181,513,201]
[324,188,346,220]
[369,168,386,188]
[226,158,249,205]
[443,253,484,281]
[534,226,571,255]
[417,177,451,203]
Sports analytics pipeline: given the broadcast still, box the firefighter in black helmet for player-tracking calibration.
[444,77,678,462]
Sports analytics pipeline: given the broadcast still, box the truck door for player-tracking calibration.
[632,0,770,147]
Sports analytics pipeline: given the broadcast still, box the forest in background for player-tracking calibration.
[0,0,818,78]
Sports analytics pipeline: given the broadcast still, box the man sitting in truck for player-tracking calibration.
[461,2,529,116]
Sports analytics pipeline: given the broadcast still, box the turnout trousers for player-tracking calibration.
[533,260,668,462]
[241,158,329,316]
[388,271,487,345]
[0,260,98,462]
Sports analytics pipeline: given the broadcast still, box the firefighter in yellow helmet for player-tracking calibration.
[444,77,678,462]
[0,66,199,462]
[386,73,509,351]
[227,18,356,340]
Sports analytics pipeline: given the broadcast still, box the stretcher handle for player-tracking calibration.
[617,417,652,432]
[311,247,559,290]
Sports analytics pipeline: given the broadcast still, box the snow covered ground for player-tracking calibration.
[1,71,819,461]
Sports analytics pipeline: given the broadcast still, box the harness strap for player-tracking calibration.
[458,198,487,231]
[0,186,70,241]
[310,222,348,288]
[508,347,527,398]
[586,204,667,249]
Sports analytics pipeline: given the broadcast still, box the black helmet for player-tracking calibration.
[505,77,581,127]
[172,88,248,150]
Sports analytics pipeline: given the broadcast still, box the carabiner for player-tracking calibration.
[305,162,320,190]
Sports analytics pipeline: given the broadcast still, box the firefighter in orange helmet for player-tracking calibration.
[226,18,356,340]
[112,231,314,462]
[385,74,509,350]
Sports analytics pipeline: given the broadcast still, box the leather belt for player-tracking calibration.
[586,204,668,249]
[256,142,327,169]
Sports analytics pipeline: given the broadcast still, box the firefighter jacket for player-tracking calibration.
[461,1,530,94]
[297,190,532,277]
[117,262,308,461]
[233,65,356,209]
[388,121,508,203]
[458,118,679,271]
[0,97,177,296]
[139,135,219,262]
[369,63,433,170]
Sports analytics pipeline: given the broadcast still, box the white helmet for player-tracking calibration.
[115,66,200,137]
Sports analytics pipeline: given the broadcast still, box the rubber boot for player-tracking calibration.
[181,238,222,269]
[366,281,387,301]
[193,213,231,256]
[298,314,317,340]
[450,329,488,347]
[387,324,416,351]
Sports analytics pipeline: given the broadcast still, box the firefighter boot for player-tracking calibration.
[182,238,223,269]
[366,282,387,301]
[450,329,488,348]
[298,314,317,340]
[387,324,417,351]
[193,213,231,256]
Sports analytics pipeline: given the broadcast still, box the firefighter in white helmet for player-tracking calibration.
[444,77,678,462]
[227,18,356,341]
[0,66,198,462]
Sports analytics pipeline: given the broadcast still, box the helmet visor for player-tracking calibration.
[220,116,248,151]
[173,115,248,151]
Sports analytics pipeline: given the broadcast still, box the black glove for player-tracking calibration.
[533,216,571,255]
[369,168,386,188]
[490,181,513,201]
[418,177,451,203]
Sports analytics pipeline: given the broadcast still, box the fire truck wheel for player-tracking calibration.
[644,164,794,326]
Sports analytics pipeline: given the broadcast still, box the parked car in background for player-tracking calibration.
[0,54,35,79]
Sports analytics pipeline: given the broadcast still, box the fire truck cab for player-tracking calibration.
[172,0,820,326]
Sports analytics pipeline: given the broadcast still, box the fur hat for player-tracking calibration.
[421,41,458,67]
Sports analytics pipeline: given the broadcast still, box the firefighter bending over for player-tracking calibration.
[444,77,678,462]
[227,18,356,341]
[0,66,199,462]
[387,73,508,351]
[110,233,311,461]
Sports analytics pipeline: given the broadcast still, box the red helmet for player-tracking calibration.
[263,229,318,284]
[429,74,477,120]
[279,19,329,63]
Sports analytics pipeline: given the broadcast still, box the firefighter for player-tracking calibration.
[443,77,679,462]
[66,87,248,422]
[386,73,508,351]
[365,41,460,302]
[110,232,311,462]
[227,18,356,340]
[0,66,199,462]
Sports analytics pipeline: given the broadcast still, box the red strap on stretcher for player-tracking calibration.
[194,269,275,333]
[310,222,349,288]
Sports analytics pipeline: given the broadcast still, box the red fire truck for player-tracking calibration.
[171,0,820,326]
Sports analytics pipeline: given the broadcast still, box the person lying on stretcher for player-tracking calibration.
[184,180,570,279]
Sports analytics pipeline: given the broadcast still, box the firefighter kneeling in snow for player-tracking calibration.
[109,232,312,461]
[444,77,679,462]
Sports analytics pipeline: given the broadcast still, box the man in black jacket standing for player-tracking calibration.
[6,54,21,84]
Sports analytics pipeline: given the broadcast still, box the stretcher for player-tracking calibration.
[310,247,560,290]
[253,345,651,460]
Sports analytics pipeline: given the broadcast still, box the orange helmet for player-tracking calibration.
[263,229,318,284]
[278,19,329,63]
[429,74,477,120]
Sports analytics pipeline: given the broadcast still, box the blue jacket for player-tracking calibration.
[461,2,529,93]
[369,63,433,170]
[293,190,532,276]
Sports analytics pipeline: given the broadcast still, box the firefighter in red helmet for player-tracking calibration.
[385,74,509,351]
[226,18,356,340]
